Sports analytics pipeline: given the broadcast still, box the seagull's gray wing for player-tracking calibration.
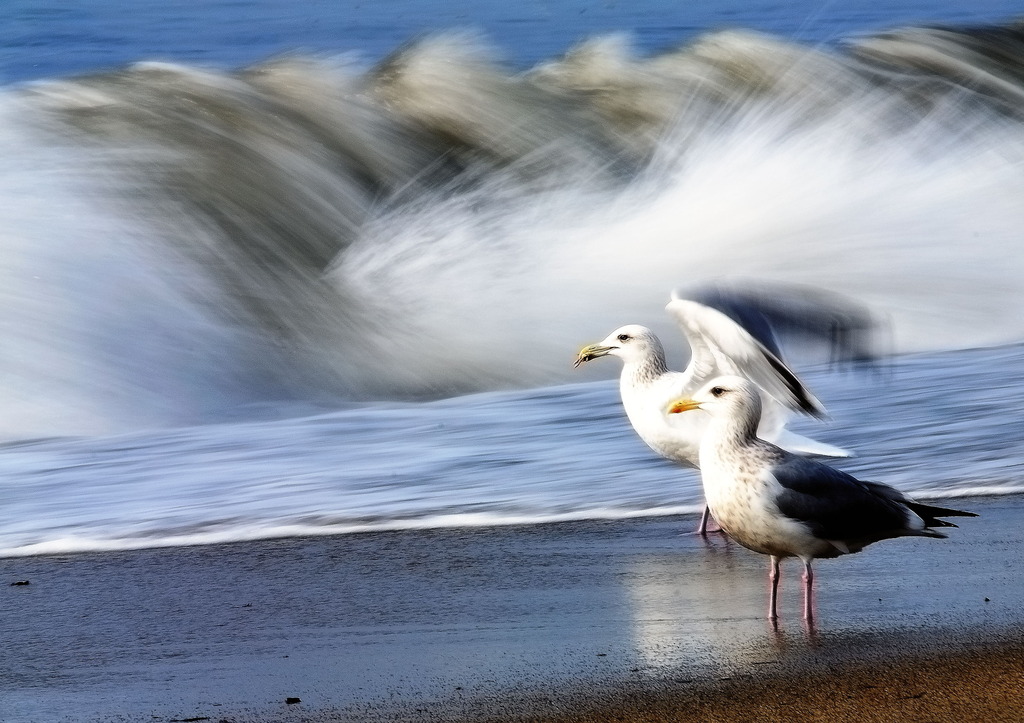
[666,295,825,416]
[769,455,930,543]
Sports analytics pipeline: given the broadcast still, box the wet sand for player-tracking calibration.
[2,495,1020,722]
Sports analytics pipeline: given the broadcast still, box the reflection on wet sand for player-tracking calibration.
[621,533,814,673]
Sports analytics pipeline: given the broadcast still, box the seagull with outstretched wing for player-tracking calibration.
[575,293,849,534]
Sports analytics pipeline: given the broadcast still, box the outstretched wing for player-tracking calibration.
[684,280,880,368]
[666,294,825,417]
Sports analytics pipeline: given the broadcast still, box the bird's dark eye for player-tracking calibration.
[617,333,630,342]
[710,386,726,397]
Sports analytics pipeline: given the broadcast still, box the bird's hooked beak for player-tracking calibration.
[667,398,702,414]
[573,344,615,368]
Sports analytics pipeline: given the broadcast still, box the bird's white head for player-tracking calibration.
[573,325,664,368]
[666,375,762,423]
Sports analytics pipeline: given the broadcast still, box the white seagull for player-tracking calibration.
[574,295,849,533]
[668,375,975,622]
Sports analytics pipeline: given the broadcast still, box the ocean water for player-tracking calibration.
[2,0,1024,557]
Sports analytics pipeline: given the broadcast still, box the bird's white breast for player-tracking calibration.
[619,371,704,466]
[699,449,832,559]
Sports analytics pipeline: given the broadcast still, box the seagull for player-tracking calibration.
[574,295,849,534]
[668,375,975,622]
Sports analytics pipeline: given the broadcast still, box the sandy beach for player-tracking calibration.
[3,494,1022,722]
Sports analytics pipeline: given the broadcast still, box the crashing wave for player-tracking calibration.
[2,22,1024,434]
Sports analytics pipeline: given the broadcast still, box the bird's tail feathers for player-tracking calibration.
[906,500,977,530]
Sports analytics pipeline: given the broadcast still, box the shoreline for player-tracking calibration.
[2,495,1019,722]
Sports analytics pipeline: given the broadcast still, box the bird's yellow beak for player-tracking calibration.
[667,398,701,414]
[573,344,614,368]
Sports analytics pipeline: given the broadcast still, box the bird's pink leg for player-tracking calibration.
[768,555,781,621]
[695,505,722,535]
[801,558,815,622]
[696,506,710,535]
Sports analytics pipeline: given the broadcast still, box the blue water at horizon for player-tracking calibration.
[5,0,1024,84]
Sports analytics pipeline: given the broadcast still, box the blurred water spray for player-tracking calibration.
[2,25,1024,435]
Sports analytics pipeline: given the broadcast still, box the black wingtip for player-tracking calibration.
[761,346,828,418]
[907,501,977,529]
[926,506,978,518]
